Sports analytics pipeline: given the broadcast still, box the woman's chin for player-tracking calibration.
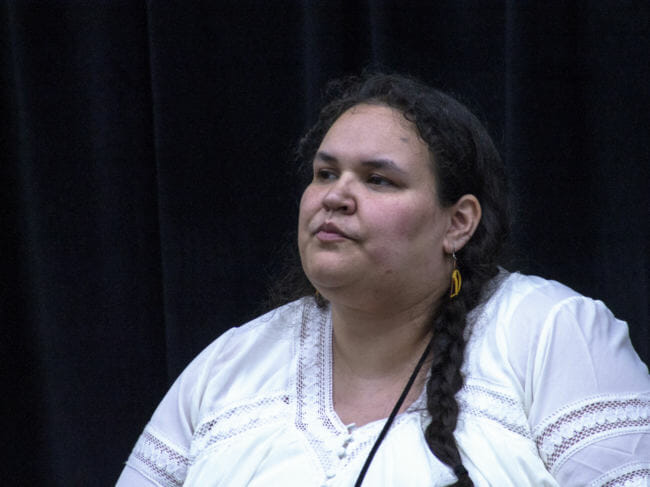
[305,266,358,293]
[308,273,350,292]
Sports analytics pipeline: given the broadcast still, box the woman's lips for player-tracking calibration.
[316,230,347,242]
[315,222,351,242]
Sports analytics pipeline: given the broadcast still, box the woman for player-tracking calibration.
[117,74,650,486]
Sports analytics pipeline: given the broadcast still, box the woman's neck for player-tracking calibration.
[329,297,436,426]
[330,299,433,378]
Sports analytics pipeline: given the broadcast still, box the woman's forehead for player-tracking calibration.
[319,104,430,166]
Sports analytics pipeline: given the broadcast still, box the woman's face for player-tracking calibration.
[298,103,453,310]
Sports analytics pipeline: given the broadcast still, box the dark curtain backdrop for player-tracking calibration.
[2,1,648,484]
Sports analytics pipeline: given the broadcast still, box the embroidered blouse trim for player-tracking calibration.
[533,395,650,473]
[129,429,189,487]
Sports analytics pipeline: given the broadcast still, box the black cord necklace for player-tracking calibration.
[353,336,434,487]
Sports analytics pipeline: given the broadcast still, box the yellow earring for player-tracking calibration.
[450,250,462,299]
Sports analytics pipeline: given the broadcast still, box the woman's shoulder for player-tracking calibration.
[465,270,647,397]
[163,297,317,411]
[194,296,314,372]
[223,296,309,342]
[477,270,625,345]
[486,270,584,315]
[478,270,614,340]
[468,270,649,394]
[120,297,323,486]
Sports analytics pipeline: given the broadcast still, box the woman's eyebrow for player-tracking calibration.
[314,150,338,163]
[360,159,406,175]
[315,151,406,175]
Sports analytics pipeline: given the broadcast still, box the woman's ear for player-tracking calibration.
[443,194,482,253]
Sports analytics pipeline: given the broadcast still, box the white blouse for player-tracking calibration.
[116,272,650,486]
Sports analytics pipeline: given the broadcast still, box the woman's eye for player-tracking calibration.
[315,169,337,181]
[367,174,394,186]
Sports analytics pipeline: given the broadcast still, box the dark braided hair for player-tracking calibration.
[281,73,509,485]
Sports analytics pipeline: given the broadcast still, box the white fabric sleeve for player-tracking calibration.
[115,465,160,487]
[115,329,236,487]
[522,295,650,486]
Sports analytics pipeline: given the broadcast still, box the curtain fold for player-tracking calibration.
[2,1,648,484]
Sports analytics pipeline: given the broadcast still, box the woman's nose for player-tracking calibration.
[322,179,356,214]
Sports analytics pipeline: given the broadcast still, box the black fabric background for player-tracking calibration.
[2,1,648,485]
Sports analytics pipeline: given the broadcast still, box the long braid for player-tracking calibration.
[424,257,495,486]
[425,299,469,480]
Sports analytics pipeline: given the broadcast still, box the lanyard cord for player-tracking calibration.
[353,335,434,487]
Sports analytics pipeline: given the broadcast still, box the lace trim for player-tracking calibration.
[534,395,650,474]
[295,300,430,478]
[295,301,343,475]
[457,382,532,439]
[129,429,190,487]
[190,393,292,457]
[590,462,650,487]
